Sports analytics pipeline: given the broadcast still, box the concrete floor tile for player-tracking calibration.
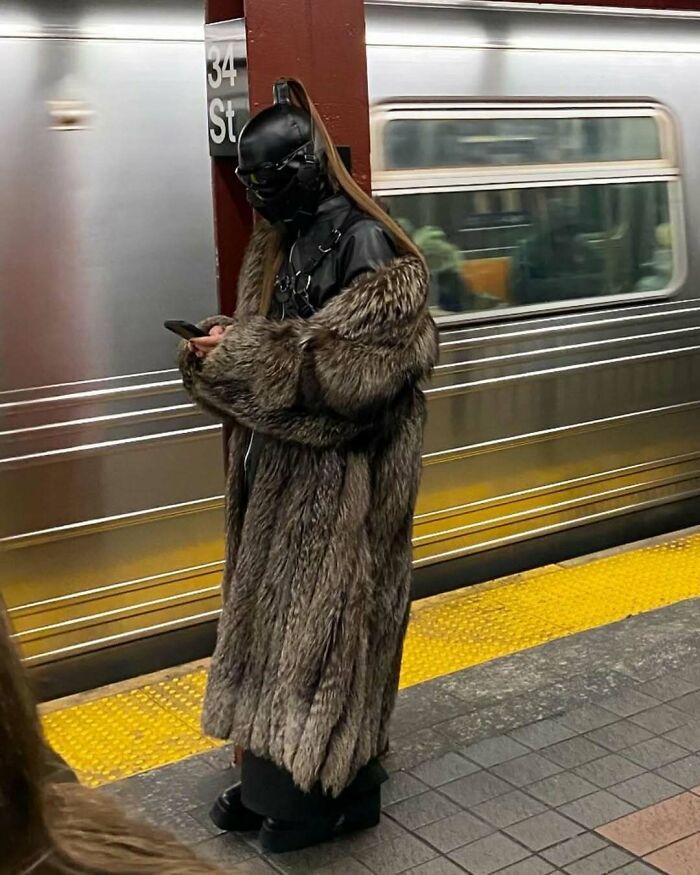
[542,738,609,770]
[637,675,700,703]
[664,721,700,753]
[492,754,563,788]
[668,691,700,719]
[615,864,667,875]
[657,755,700,790]
[392,686,472,737]
[147,809,215,844]
[623,738,689,771]
[449,833,530,875]
[471,790,547,828]
[596,791,700,856]
[597,689,660,718]
[189,803,228,838]
[385,790,461,831]
[411,753,480,787]
[509,720,578,751]
[196,833,258,866]
[356,834,437,875]
[314,861,374,875]
[505,810,582,851]
[417,811,494,854]
[229,860,279,875]
[498,858,555,875]
[675,664,700,688]
[440,771,513,807]
[629,705,691,736]
[574,755,645,790]
[645,831,700,875]
[541,833,608,867]
[261,839,346,874]
[333,816,407,856]
[384,729,457,774]
[383,772,429,806]
[560,707,618,734]
[609,773,683,809]
[559,791,635,829]
[464,736,532,767]
[527,773,599,808]
[585,722,654,753]
[405,859,467,875]
[562,845,633,874]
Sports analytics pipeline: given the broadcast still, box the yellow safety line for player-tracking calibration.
[43,531,700,787]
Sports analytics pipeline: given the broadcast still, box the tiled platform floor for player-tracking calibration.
[102,597,700,874]
[45,526,700,787]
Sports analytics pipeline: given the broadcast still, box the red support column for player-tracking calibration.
[204,0,371,318]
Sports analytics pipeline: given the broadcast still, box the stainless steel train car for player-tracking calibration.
[3,0,700,698]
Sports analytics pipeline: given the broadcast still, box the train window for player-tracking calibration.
[381,182,674,313]
[373,103,684,321]
[384,115,662,170]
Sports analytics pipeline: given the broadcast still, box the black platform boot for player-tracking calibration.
[210,784,264,832]
[259,785,381,853]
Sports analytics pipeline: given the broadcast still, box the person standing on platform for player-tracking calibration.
[178,79,437,853]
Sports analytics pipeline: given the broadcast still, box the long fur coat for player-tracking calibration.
[178,222,438,796]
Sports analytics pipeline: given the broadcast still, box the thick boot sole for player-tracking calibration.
[260,819,334,854]
[259,789,381,854]
[209,796,263,833]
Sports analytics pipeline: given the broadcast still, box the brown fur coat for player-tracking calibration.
[178,222,438,795]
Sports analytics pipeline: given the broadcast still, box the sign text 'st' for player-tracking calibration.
[205,19,249,158]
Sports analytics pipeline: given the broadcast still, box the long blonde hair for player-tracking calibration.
[0,601,224,875]
[258,78,425,315]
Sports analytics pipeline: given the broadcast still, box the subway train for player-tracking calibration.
[2,0,700,698]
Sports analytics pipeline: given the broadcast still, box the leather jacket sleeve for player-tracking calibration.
[337,220,399,287]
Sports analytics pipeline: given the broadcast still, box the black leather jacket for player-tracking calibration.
[270,193,397,318]
[244,193,398,497]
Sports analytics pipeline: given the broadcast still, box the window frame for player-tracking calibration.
[371,100,687,325]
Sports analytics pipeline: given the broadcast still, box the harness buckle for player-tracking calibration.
[318,228,343,254]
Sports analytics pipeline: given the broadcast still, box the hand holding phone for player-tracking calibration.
[168,321,227,359]
[164,320,208,341]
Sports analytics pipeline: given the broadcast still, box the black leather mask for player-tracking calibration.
[236,84,329,229]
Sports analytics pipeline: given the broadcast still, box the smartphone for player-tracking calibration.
[164,320,208,340]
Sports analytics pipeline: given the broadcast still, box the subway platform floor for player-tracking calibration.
[98,590,700,874]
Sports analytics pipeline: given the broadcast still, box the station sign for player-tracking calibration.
[204,18,249,158]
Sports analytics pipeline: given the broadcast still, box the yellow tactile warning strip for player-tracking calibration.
[43,530,700,787]
[43,671,219,787]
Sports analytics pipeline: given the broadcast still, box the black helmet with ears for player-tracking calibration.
[236,79,329,228]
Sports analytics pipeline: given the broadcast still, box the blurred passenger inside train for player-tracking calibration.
[0,602,225,875]
[179,78,438,852]
[517,200,607,303]
[409,222,504,313]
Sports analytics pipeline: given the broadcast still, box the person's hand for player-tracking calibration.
[189,324,226,359]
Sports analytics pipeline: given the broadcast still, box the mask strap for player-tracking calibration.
[273,79,325,167]
[273,80,291,105]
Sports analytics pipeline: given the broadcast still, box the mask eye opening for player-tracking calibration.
[236,141,314,189]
